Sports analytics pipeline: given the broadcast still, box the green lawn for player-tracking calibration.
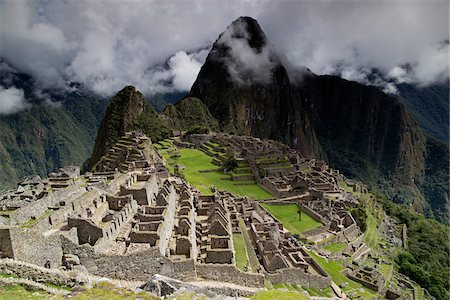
[233,234,249,271]
[159,146,272,199]
[308,251,379,299]
[251,290,309,300]
[322,243,347,253]
[260,204,322,234]
[0,285,52,299]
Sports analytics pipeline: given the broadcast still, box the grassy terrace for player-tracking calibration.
[322,242,347,253]
[157,140,271,199]
[251,289,309,300]
[308,251,379,299]
[232,233,249,271]
[260,204,322,234]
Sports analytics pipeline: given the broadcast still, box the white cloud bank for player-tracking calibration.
[0,86,29,115]
[0,0,448,97]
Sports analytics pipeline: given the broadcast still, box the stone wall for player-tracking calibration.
[265,268,331,289]
[7,227,62,268]
[61,237,196,281]
[195,264,264,288]
[299,203,325,223]
[0,228,14,258]
[302,226,327,237]
[0,258,73,286]
[10,185,83,224]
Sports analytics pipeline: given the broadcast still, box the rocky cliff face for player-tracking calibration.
[190,16,428,212]
[301,75,426,184]
[189,16,321,158]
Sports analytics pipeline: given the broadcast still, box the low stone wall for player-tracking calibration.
[61,238,196,281]
[300,249,329,278]
[299,203,324,224]
[266,268,330,289]
[303,226,328,237]
[347,273,380,292]
[196,264,264,288]
[0,259,74,286]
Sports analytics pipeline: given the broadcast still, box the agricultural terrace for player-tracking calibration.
[260,203,323,234]
[155,139,272,199]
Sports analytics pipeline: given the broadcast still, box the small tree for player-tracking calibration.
[297,203,302,221]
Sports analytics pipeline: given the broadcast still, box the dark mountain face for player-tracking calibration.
[301,75,426,184]
[190,16,321,158]
[190,16,436,215]
[397,82,449,143]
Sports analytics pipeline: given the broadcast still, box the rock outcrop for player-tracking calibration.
[189,16,321,159]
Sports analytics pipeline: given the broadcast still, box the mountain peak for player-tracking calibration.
[203,16,282,86]
[219,16,268,52]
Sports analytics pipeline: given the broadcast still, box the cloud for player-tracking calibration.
[216,17,280,85]
[0,0,448,98]
[169,50,209,91]
[0,86,30,115]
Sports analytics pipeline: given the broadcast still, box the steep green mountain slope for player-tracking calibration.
[0,90,107,190]
[420,137,449,222]
[382,197,450,300]
[398,82,449,143]
[88,88,220,170]
[162,97,219,131]
[301,74,427,211]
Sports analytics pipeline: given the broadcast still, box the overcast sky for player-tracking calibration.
[0,0,448,113]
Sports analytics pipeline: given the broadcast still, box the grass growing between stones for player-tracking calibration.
[233,233,249,272]
[272,283,334,298]
[54,282,157,300]
[322,243,347,253]
[260,204,322,234]
[0,284,52,299]
[251,289,309,300]
[21,209,53,228]
[307,251,379,299]
[157,142,272,199]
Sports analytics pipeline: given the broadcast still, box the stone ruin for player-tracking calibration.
[0,131,399,298]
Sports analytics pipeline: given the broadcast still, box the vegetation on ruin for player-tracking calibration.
[0,284,52,299]
[251,289,309,300]
[322,243,347,253]
[157,142,271,199]
[260,204,322,234]
[307,251,379,299]
[271,282,333,298]
[232,233,249,272]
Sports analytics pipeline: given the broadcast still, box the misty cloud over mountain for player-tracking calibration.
[0,0,448,114]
